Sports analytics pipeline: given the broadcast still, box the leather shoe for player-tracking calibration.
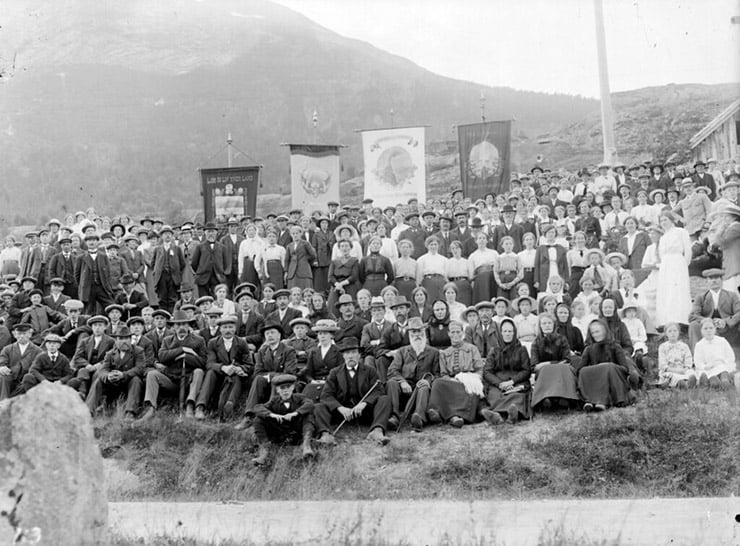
[426,409,442,424]
[410,413,423,431]
[449,416,464,428]
[195,406,206,420]
[481,408,503,426]
[367,427,390,446]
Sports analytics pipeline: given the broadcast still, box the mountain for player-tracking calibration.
[0,0,596,224]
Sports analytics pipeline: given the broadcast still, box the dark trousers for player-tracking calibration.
[253,413,314,445]
[156,270,178,313]
[86,375,143,414]
[386,379,431,422]
[374,356,392,382]
[67,367,95,396]
[313,395,392,435]
[196,272,221,298]
[62,282,78,298]
[226,267,239,295]
[0,375,18,400]
[20,374,71,392]
[243,375,272,417]
[196,369,246,413]
[84,283,115,315]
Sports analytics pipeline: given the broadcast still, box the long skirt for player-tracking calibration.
[363,274,387,297]
[521,267,535,296]
[393,277,417,301]
[0,260,20,279]
[428,377,480,422]
[485,387,531,419]
[577,362,632,407]
[496,270,517,299]
[287,275,313,290]
[451,279,472,306]
[266,260,285,290]
[421,274,446,302]
[312,266,329,295]
[240,257,262,299]
[568,266,586,299]
[531,362,579,408]
[656,253,691,327]
[472,269,494,304]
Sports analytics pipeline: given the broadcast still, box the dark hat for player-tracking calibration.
[112,326,132,338]
[337,338,360,353]
[105,304,124,314]
[84,233,100,241]
[110,222,126,233]
[327,201,339,207]
[100,232,115,240]
[49,277,66,286]
[226,217,239,226]
[159,225,174,234]
[180,303,197,312]
[105,242,120,250]
[404,211,420,221]
[28,289,43,298]
[273,289,291,299]
[57,237,72,245]
[289,317,312,329]
[12,322,33,332]
[470,218,484,229]
[501,205,515,214]
[334,294,355,309]
[260,321,284,336]
[234,282,257,295]
[194,296,213,306]
[702,268,724,278]
[120,274,135,285]
[383,205,396,213]
[531,166,544,174]
[169,310,196,324]
[693,160,706,168]
[235,289,254,301]
[126,316,146,326]
[203,222,218,231]
[421,210,436,218]
[140,217,154,225]
[390,295,411,309]
[87,315,110,326]
[273,374,297,387]
[178,284,195,293]
[216,315,237,326]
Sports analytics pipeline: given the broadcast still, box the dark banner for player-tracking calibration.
[457,120,511,199]
[200,166,260,223]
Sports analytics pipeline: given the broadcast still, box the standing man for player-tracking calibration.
[48,236,78,298]
[220,218,244,294]
[75,233,116,315]
[691,160,716,198]
[152,226,185,313]
[399,212,426,260]
[190,223,227,298]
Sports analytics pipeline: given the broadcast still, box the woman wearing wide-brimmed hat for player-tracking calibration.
[302,319,342,401]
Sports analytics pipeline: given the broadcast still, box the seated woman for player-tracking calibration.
[657,322,695,389]
[427,300,451,349]
[554,302,584,356]
[694,318,736,390]
[599,297,641,389]
[307,291,335,324]
[211,284,236,316]
[531,313,579,410]
[578,319,634,411]
[480,318,532,425]
[428,321,485,428]
[380,285,400,323]
[442,282,467,323]
[409,286,433,323]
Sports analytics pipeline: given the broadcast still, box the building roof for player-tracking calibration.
[689,98,740,150]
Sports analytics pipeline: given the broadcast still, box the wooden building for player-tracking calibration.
[689,99,740,162]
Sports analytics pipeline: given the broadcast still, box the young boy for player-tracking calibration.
[284,317,317,379]
[21,289,65,344]
[621,302,649,376]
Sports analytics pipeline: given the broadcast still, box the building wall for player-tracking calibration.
[692,115,739,162]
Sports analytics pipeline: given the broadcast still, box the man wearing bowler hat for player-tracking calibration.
[334,294,368,346]
[491,205,524,253]
[115,274,149,321]
[69,315,115,399]
[265,288,302,334]
[691,160,716,198]
[190,222,228,298]
[43,277,70,314]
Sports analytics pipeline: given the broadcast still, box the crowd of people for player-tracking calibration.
[0,158,738,466]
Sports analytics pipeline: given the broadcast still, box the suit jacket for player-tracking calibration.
[304,344,344,381]
[133,334,155,367]
[284,240,317,281]
[277,230,292,249]
[197,326,221,345]
[432,230,455,257]
[72,334,115,369]
[335,316,368,346]
[311,230,335,267]
[266,308,303,336]
[491,223,524,253]
[399,227,427,259]
[48,315,91,347]
[464,322,501,358]
[533,244,569,290]
[43,293,70,315]
[47,252,77,288]
[377,322,411,359]
[29,352,73,383]
[114,290,149,321]
[206,335,253,375]
[360,320,391,357]
[158,333,207,377]
[27,245,57,284]
[691,172,716,198]
[190,241,227,285]
[152,244,186,287]
[21,305,65,338]
[119,247,146,282]
[234,310,265,346]
[75,252,114,301]
[0,341,43,383]
[387,345,440,383]
[0,326,10,351]
[617,231,650,270]
[220,233,245,276]
[254,392,314,418]
[689,289,740,328]
[144,327,173,359]
[320,363,381,410]
[254,341,298,377]
[98,345,146,381]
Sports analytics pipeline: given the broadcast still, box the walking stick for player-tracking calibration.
[178,356,187,419]
[332,379,381,436]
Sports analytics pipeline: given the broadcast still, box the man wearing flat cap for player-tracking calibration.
[197,315,253,420]
[6,276,38,330]
[86,326,146,420]
[688,269,740,356]
[399,212,426,260]
[47,299,89,358]
[48,237,78,298]
[20,334,74,393]
[75,233,116,315]
[69,315,115,399]
[265,288,302,335]
[251,373,316,466]
[0,322,43,400]
[233,288,265,350]
[21,289,65,343]
[144,309,173,357]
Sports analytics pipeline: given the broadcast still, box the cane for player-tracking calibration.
[332,379,381,436]
[178,356,186,419]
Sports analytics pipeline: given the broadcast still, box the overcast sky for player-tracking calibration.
[275,0,740,97]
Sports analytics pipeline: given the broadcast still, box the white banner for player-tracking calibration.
[289,145,341,213]
[361,127,426,207]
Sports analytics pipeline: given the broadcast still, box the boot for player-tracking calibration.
[195,406,206,420]
[234,416,252,430]
[185,402,195,419]
[252,444,270,467]
[317,432,337,446]
[301,429,316,460]
[366,427,390,446]
[138,405,155,423]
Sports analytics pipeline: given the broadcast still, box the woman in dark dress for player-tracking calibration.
[578,319,633,411]
[599,296,641,388]
[327,238,360,310]
[480,318,532,425]
[427,300,451,349]
[531,313,579,410]
[555,302,584,354]
[359,236,395,297]
[409,286,433,323]
[311,217,335,295]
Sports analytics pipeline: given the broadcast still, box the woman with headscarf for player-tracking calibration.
[578,319,633,411]
[308,291,335,324]
[427,299,451,349]
[327,238,360,310]
[480,318,532,425]
[531,313,579,410]
[359,236,395,297]
[598,296,641,388]
[554,302,584,355]
[427,320,485,428]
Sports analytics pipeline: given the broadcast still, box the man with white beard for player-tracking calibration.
[385,317,440,432]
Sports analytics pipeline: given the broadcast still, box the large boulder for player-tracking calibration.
[0,382,108,545]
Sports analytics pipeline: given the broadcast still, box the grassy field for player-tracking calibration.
[97,386,740,503]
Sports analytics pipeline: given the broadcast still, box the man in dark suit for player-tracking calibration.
[144,309,173,358]
[433,215,454,257]
[47,237,78,298]
[691,160,717,198]
[334,294,368,346]
[69,315,115,398]
[127,316,155,367]
[47,299,89,358]
[20,333,75,393]
[374,296,413,381]
[196,315,253,420]
[617,226,650,271]
[115,274,149,321]
[464,301,501,358]
[360,297,392,369]
[152,226,185,313]
[233,289,264,349]
[265,289,302,335]
[399,212,426,260]
[75,234,115,315]
[314,338,390,446]
[450,210,474,258]
[688,269,740,352]
[235,322,298,427]
[0,322,43,400]
[42,278,70,315]
[197,307,223,344]
[491,205,524,253]
[190,223,227,298]
[85,325,146,419]
[26,228,57,295]
[220,218,244,294]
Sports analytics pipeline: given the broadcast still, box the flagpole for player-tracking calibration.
[312,109,318,145]
[593,0,618,165]
[389,108,395,128]
[226,132,233,167]
[480,91,486,123]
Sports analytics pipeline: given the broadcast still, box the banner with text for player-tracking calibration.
[200,166,260,222]
[288,144,341,212]
[457,120,511,199]
[361,127,426,207]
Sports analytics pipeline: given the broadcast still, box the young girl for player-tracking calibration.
[288,287,310,317]
[493,236,522,299]
[539,275,572,312]
[257,283,277,317]
[492,297,510,326]
[571,299,597,342]
[512,295,538,354]
[621,302,649,375]
[693,318,736,390]
[657,322,695,389]
[575,275,600,311]
[517,232,537,296]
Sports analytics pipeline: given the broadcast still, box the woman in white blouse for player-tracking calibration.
[655,211,692,327]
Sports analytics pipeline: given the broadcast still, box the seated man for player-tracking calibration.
[386,317,440,432]
[43,277,70,314]
[21,289,66,344]
[233,288,264,350]
[115,274,149,321]
[688,268,740,359]
[235,322,298,429]
[47,299,89,358]
[374,296,413,381]
[0,322,43,400]
[359,297,391,370]
[69,315,115,399]
[85,325,146,420]
[334,294,368,346]
[139,310,207,421]
[314,338,391,446]
[251,373,315,467]
[127,316,155,366]
[20,334,74,392]
[284,317,317,381]
[196,315,253,420]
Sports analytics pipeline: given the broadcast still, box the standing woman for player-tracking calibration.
[359,236,395,297]
[655,210,692,328]
[237,223,264,298]
[469,232,498,304]
[445,241,474,306]
[493,236,523,299]
[255,229,287,290]
[517,232,537,296]
[0,236,21,280]
[531,313,579,410]
[393,239,418,301]
[480,318,532,425]
[327,238,359,310]
[310,217,335,295]
[578,319,633,411]
[374,223,398,261]
[533,224,568,296]
[285,225,317,290]
[331,225,363,261]
[415,235,448,302]
[427,299,452,349]
[566,231,589,299]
